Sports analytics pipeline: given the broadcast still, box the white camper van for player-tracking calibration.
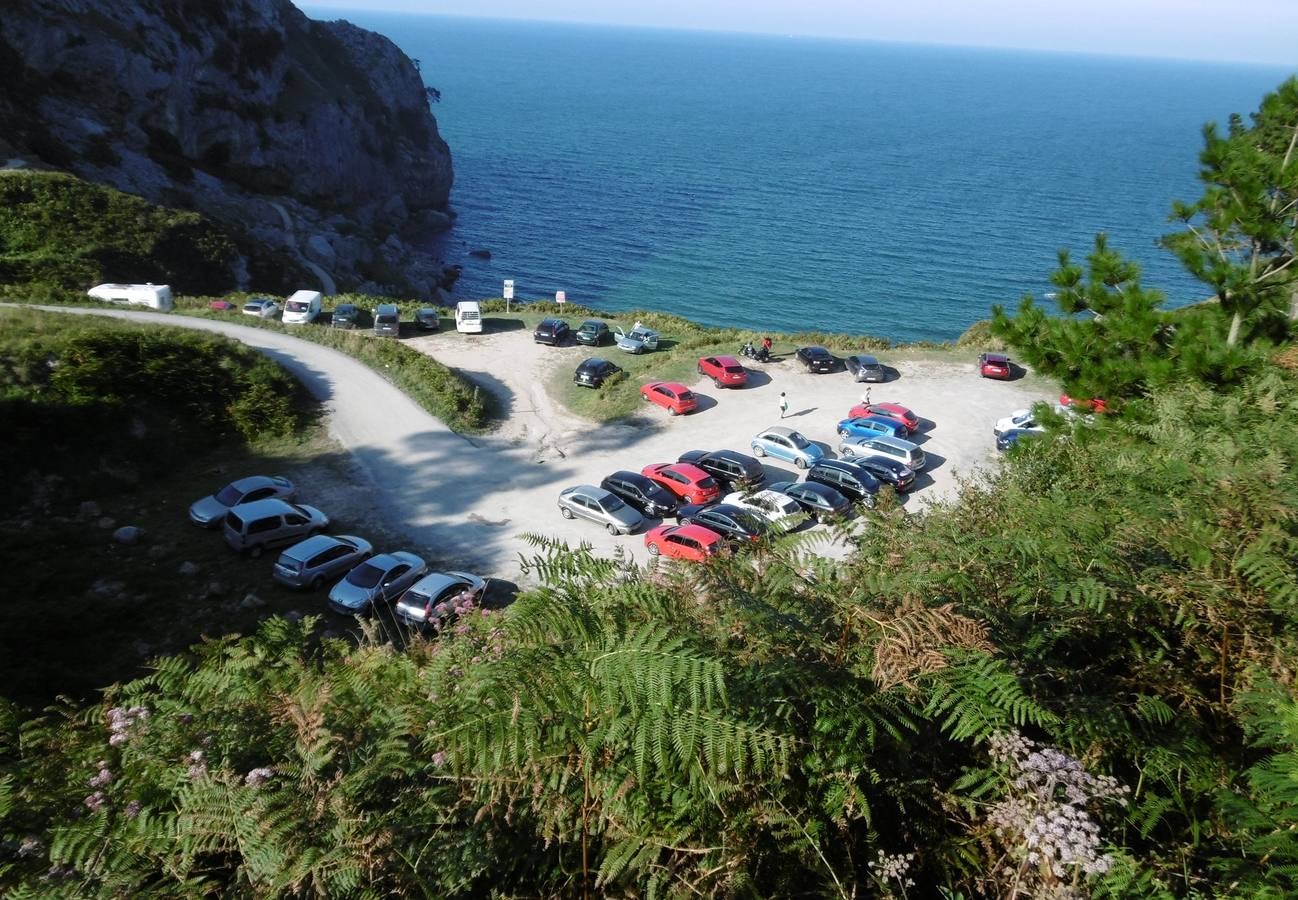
[281,290,323,325]
[455,301,483,334]
[86,283,174,311]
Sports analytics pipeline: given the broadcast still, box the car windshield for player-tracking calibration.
[788,432,810,449]
[377,314,397,324]
[698,476,718,489]
[277,558,303,573]
[337,306,355,316]
[679,390,695,400]
[243,303,262,311]
[346,562,385,588]
[286,301,308,311]
[724,365,743,374]
[600,495,626,512]
[403,590,429,608]
[214,484,242,505]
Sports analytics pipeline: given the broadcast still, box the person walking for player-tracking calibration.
[860,387,872,406]
[779,391,789,419]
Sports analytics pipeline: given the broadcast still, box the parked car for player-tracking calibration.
[327,551,428,614]
[331,303,360,328]
[641,463,721,504]
[836,416,910,440]
[209,299,236,311]
[850,456,916,492]
[807,459,881,507]
[1058,393,1110,414]
[723,488,804,525]
[575,320,611,346]
[373,303,400,337]
[573,357,623,388]
[557,485,645,535]
[769,480,852,523]
[644,523,725,562]
[697,355,747,388]
[273,534,373,590]
[641,382,698,416]
[848,402,920,434]
[614,324,660,353]
[415,308,441,331]
[223,499,329,557]
[676,449,765,491]
[189,475,296,528]
[795,345,838,373]
[750,426,824,469]
[600,471,681,518]
[997,428,1046,452]
[242,297,279,318]
[839,434,927,471]
[534,318,571,345]
[846,354,887,383]
[394,571,487,629]
[281,290,323,325]
[993,409,1042,437]
[675,503,765,543]
[979,352,1012,379]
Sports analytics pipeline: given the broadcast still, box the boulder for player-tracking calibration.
[112,525,143,545]
[240,593,267,611]
[96,516,116,530]
[178,561,199,577]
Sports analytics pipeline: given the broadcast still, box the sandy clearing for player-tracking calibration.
[36,307,1053,584]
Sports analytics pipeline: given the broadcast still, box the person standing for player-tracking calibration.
[779,392,789,419]
[861,387,872,406]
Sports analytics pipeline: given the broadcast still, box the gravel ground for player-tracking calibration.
[39,308,1054,584]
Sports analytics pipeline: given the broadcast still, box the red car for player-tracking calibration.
[642,382,698,416]
[1059,393,1110,414]
[641,463,721,504]
[978,352,1012,379]
[847,402,919,434]
[644,523,725,561]
[697,355,748,388]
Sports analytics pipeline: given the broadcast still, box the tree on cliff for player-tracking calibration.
[1164,77,1298,345]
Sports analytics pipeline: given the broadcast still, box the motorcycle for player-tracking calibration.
[740,341,771,363]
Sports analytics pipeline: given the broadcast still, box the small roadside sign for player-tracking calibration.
[503,279,514,312]
[555,290,567,304]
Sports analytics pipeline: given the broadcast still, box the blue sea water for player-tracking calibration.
[306,10,1292,341]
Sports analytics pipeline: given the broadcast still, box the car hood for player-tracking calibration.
[612,505,644,527]
[328,580,377,610]
[189,495,229,524]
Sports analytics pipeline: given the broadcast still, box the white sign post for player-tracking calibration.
[503,279,514,313]
[555,290,566,305]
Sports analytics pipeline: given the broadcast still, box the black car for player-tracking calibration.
[845,354,886,383]
[675,503,766,544]
[331,303,360,329]
[415,308,441,331]
[851,455,916,492]
[601,471,680,518]
[676,449,766,491]
[575,319,611,346]
[769,481,852,523]
[795,345,837,373]
[806,459,881,507]
[573,358,623,388]
[534,318,571,345]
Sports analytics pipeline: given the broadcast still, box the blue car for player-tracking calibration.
[750,426,825,470]
[836,415,910,440]
[996,428,1044,452]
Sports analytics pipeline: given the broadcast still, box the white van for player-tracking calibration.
[281,290,323,325]
[455,301,483,334]
[86,283,174,311]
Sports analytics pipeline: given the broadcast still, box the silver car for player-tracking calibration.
[558,485,644,535]
[272,534,373,590]
[613,324,660,353]
[395,571,487,629]
[328,551,428,615]
[242,298,279,318]
[839,434,927,471]
[189,475,295,528]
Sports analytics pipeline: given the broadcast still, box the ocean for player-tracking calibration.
[305,10,1293,342]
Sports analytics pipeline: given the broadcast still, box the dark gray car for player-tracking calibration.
[846,354,887,382]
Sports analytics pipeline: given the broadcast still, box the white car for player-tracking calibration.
[723,489,803,525]
[993,409,1044,437]
[242,297,280,318]
[613,324,660,353]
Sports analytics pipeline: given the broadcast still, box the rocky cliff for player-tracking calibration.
[0,0,455,298]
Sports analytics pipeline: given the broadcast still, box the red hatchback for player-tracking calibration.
[697,355,748,388]
[979,352,1012,379]
[641,463,721,504]
[1059,393,1110,414]
[642,382,698,416]
[847,402,919,434]
[644,523,725,562]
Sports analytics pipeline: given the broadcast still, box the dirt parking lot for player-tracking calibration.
[402,329,1053,580]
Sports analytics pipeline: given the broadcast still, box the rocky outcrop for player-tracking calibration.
[0,0,455,298]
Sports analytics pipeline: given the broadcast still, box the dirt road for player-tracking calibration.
[39,307,1052,582]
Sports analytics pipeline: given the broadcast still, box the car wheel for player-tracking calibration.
[837,429,847,437]
[680,516,693,525]
[248,545,263,559]
[753,445,765,457]
[561,507,574,519]
[647,542,661,556]
[641,393,649,401]
[795,457,808,469]
[713,377,723,388]
[605,522,619,535]
[668,407,679,416]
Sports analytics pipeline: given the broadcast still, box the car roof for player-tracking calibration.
[335,303,357,310]
[761,426,796,438]
[407,571,471,597]
[983,352,1009,361]
[871,402,913,414]
[791,481,840,499]
[608,470,654,486]
[861,434,918,451]
[648,381,689,391]
[539,317,564,325]
[229,474,278,492]
[563,484,614,502]
[712,355,741,366]
[281,534,351,561]
[580,357,612,368]
[580,319,605,326]
[228,497,297,516]
[670,524,723,544]
[375,303,398,313]
[705,449,758,466]
[853,354,881,365]
[665,462,709,479]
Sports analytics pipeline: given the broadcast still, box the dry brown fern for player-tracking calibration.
[862,602,996,689]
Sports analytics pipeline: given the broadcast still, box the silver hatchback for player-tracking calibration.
[328,551,428,614]
[558,485,645,535]
[273,534,373,590]
[189,475,295,528]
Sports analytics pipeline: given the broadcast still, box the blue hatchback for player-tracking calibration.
[836,416,910,440]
